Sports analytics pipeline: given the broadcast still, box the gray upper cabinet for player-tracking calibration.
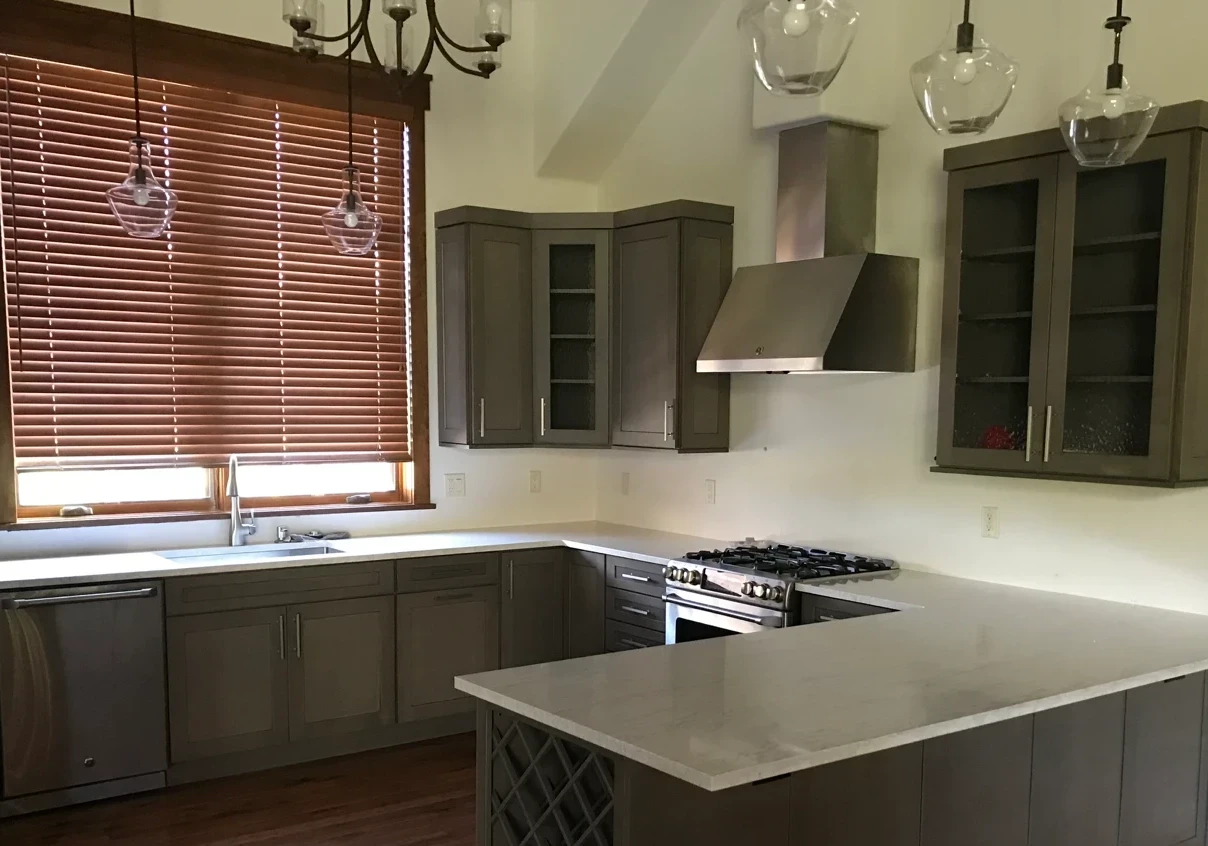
[501,549,566,668]
[437,222,533,447]
[436,203,733,453]
[613,212,733,452]
[287,597,396,741]
[534,229,611,446]
[937,106,1208,486]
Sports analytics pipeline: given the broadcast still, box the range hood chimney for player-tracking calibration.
[698,121,919,374]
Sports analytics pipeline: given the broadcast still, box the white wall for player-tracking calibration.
[0,0,599,560]
[593,0,1208,614]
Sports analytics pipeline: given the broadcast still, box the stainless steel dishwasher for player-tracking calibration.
[0,582,167,806]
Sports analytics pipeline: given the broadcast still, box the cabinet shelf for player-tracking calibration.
[960,310,1033,322]
[1073,232,1162,253]
[962,244,1036,261]
[1069,304,1157,318]
[957,376,1030,384]
[1067,375,1153,384]
[549,288,595,295]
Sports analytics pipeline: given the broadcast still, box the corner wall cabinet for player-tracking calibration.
[436,203,734,453]
[937,101,1208,486]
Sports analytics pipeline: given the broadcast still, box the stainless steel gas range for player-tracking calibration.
[664,544,896,644]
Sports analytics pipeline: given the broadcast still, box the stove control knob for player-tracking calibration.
[741,582,755,597]
[770,586,785,602]
[754,584,769,599]
[688,570,702,586]
[667,567,680,582]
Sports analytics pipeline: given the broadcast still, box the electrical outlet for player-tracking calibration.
[529,470,542,494]
[705,479,717,505]
[981,506,1000,539]
[445,473,466,498]
[621,472,630,496]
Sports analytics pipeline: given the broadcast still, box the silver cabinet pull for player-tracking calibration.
[663,401,670,442]
[540,397,546,437]
[620,572,651,584]
[1025,406,1034,462]
[3,587,156,609]
[620,605,650,617]
[479,398,486,439]
[294,613,302,659]
[508,560,515,599]
[278,615,285,660]
[1044,405,1053,463]
[619,638,647,649]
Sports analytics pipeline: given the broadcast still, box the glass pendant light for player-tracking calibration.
[737,0,860,96]
[106,0,177,238]
[322,0,382,256]
[1058,0,1159,168]
[383,19,415,74]
[910,0,1018,135]
[476,0,512,49]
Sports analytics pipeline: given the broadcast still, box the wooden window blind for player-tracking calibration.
[0,53,412,471]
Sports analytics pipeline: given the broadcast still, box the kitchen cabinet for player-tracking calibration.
[397,586,499,722]
[799,594,895,623]
[937,106,1208,486]
[791,744,922,846]
[605,619,664,652]
[612,213,733,452]
[167,607,290,763]
[565,550,606,659]
[437,221,533,447]
[287,597,395,741]
[534,229,611,446]
[435,203,733,453]
[501,549,566,668]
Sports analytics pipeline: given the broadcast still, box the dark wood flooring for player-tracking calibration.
[0,734,476,845]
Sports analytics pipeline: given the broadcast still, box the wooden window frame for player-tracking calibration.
[0,0,432,526]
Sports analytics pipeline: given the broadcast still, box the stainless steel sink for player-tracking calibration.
[158,544,341,566]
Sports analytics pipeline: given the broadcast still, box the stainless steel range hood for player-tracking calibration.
[697,122,919,374]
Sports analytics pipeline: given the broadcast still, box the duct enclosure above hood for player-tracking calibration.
[697,121,919,375]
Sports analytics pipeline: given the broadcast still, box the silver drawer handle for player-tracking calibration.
[1044,405,1053,463]
[620,605,650,617]
[663,401,670,442]
[480,398,486,439]
[540,397,546,437]
[278,615,285,660]
[294,613,302,659]
[3,587,156,609]
[619,638,647,649]
[817,614,843,622]
[620,573,651,584]
[1025,405,1033,462]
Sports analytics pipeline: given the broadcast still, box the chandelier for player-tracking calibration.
[282,0,511,89]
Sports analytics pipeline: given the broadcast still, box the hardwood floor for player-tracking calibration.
[0,734,477,845]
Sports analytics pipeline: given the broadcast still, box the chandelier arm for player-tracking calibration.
[433,31,492,78]
[335,26,367,59]
[305,0,371,43]
[386,28,436,95]
[359,23,386,71]
[426,0,497,54]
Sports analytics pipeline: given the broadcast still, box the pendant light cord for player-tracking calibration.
[346,0,354,181]
[129,0,142,142]
[962,0,971,25]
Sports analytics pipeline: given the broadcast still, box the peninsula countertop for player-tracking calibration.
[455,569,1208,792]
[0,521,720,590]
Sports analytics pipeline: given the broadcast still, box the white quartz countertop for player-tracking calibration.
[0,521,720,590]
[456,569,1208,792]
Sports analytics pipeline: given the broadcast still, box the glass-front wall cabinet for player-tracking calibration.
[938,131,1194,482]
[533,230,611,446]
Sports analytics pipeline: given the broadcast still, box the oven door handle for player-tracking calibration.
[664,595,778,627]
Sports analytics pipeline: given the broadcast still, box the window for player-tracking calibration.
[0,37,429,522]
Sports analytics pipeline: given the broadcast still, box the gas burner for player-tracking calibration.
[681,544,895,582]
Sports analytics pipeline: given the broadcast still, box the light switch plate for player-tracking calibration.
[529,470,542,494]
[621,472,630,496]
[445,473,466,498]
[981,506,999,538]
[705,479,717,505]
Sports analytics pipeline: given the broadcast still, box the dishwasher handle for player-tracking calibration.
[2,586,158,610]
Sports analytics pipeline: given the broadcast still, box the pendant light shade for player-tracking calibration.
[738,0,860,97]
[910,1,1018,135]
[109,0,178,238]
[322,167,383,256]
[1059,2,1158,168]
[107,139,178,239]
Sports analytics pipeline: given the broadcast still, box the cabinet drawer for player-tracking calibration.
[801,595,895,624]
[606,619,665,652]
[166,561,394,616]
[605,587,665,633]
[605,556,665,598]
[397,553,501,593]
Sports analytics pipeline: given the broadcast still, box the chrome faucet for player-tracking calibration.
[227,456,257,546]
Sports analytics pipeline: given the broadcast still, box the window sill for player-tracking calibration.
[1,502,437,532]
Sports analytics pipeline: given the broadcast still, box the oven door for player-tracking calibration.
[664,588,788,645]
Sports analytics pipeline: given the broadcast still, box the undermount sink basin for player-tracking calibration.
[158,544,341,566]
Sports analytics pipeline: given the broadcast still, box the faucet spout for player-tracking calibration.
[228,456,256,546]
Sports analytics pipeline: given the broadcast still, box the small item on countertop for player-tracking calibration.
[318,531,351,541]
[980,424,1015,450]
[59,505,94,518]
[345,493,373,505]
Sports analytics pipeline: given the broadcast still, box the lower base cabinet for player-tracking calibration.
[167,597,395,763]
[565,551,606,659]
[397,586,500,722]
[502,549,566,668]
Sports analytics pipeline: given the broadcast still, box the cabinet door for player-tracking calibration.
[437,224,472,446]
[565,550,606,658]
[287,597,395,741]
[676,218,732,452]
[791,744,921,846]
[1043,134,1192,480]
[470,224,533,446]
[613,221,680,449]
[920,716,1033,846]
[937,157,1059,471]
[533,230,611,446]
[397,586,499,722]
[501,549,566,668]
[1119,673,1207,846]
[167,607,289,763]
